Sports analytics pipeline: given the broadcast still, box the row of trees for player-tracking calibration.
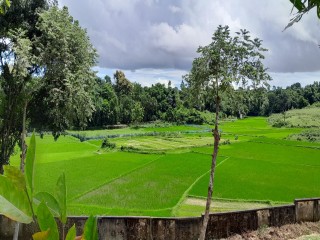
[87,70,320,128]
[89,70,210,127]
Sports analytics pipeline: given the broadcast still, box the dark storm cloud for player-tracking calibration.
[59,0,320,73]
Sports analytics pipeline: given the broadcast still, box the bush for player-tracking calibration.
[120,145,136,152]
[220,139,231,145]
[268,114,288,128]
[174,107,206,125]
[272,120,288,128]
[101,138,116,149]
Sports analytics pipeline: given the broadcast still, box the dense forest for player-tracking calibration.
[85,70,319,128]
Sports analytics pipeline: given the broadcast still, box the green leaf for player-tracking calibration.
[0,175,32,223]
[290,0,306,11]
[5,0,10,8]
[32,229,50,240]
[55,173,67,224]
[65,224,76,240]
[26,133,36,196]
[3,165,26,190]
[34,192,60,217]
[83,216,98,240]
[37,201,59,240]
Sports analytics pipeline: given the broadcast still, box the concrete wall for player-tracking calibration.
[1,198,319,240]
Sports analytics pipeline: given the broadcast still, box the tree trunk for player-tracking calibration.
[13,100,28,240]
[199,95,220,240]
[0,85,21,175]
[20,101,28,173]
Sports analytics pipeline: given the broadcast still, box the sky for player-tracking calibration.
[59,0,320,88]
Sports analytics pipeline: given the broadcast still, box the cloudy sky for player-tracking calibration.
[59,0,320,88]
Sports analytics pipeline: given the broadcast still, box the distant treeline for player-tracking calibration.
[88,70,320,127]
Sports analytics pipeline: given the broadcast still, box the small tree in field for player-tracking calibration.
[185,25,271,240]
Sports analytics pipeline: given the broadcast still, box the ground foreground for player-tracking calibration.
[224,222,320,240]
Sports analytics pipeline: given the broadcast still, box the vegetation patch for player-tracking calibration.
[190,141,320,202]
[268,107,320,128]
[73,153,216,214]
[287,129,320,142]
[9,117,320,217]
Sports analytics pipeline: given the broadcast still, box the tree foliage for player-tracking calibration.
[286,0,320,29]
[0,0,10,14]
[185,25,271,240]
[0,1,97,172]
[30,6,97,137]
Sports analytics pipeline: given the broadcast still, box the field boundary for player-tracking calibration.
[172,157,230,216]
[4,198,320,240]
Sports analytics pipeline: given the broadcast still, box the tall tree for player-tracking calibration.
[0,3,97,173]
[114,70,133,96]
[30,6,97,135]
[0,0,50,174]
[90,79,119,127]
[185,25,271,240]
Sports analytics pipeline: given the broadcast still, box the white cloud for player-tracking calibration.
[94,67,187,87]
[269,71,320,88]
[149,22,203,55]
[60,0,320,79]
[169,5,181,13]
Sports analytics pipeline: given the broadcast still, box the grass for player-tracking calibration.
[268,107,320,128]
[175,197,276,217]
[73,153,224,215]
[10,115,320,217]
[190,139,320,202]
[67,124,211,140]
[11,136,160,200]
[101,134,216,152]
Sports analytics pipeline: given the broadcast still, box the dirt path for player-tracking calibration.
[222,222,320,240]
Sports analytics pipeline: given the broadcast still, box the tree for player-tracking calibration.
[104,74,112,84]
[0,2,97,173]
[185,25,271,240]
[286,0,320,29]
[0,0,10,14]
[114,70,133,96]
[31,6,97,134]
[131,102,144,124]
[0,0,50,174]
[90,80,119,126]
[119,96,134,124]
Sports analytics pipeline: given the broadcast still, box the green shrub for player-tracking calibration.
[268,114,288,128]
[120,145,137,152]
[174,107,207,125]
[101,138,116,149]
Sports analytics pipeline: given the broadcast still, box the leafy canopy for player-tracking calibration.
[185,25,271,97]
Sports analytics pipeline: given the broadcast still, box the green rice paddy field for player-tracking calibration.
[10,117,320,217]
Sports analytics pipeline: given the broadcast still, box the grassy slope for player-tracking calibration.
[269,107,320,128]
